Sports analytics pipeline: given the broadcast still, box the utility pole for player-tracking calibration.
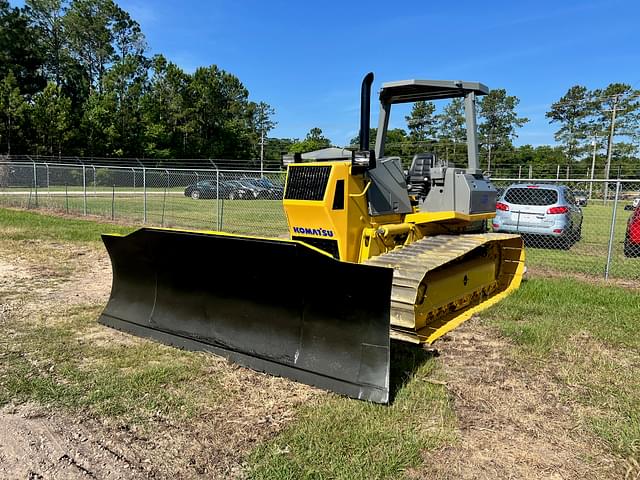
[260,128,265,178]
[603,95,619,202]
[589,138,597,199]
[256,102,276,178]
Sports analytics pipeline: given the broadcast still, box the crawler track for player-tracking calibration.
[365,233,525,344]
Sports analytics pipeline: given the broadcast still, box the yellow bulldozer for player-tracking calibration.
[98,73,525,403]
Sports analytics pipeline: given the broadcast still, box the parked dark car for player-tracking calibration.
[184,180,219,199]
[574,190,588,207]
[624,197,640,211]
[244,177,285,199]
[226,179,271,199]
[184,180,266,200]
[624,207,640,257]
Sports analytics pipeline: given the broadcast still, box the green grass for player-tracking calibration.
[248,345,455,480]
[3,191,639,279]
[522,203,639,280]
[0,304,224,423]
[482,277,640,457]
[0,191,288,236]
[0,207,135,242]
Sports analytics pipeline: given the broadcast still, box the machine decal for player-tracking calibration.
[292,226,335,237]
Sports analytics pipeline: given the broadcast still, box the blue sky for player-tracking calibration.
[13,0,640,146]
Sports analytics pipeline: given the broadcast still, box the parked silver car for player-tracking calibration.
[492,183,583,248]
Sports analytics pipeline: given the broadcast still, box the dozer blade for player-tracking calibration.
[366,233,525,344]
[99,228,393,403]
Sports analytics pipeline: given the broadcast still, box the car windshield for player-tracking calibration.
[504,187,558,206]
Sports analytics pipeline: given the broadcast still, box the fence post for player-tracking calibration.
[216,169,221,230]
[82,164,87,215]
[143,167,147,224]
[111,184,115,220]
[528,165,532,179]
[604,181,621,280]
[518,165,522,180]
[161,169,169,227]
[92,165,96,196]
[33,162,39,208]
[45,162,50,198]
[65,184,69,213]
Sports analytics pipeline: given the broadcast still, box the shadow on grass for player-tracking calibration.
[389,340,438,403]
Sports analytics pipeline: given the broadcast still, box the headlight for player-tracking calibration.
[352,150,376,169]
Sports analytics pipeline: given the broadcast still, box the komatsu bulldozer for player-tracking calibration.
[98,73,525,404]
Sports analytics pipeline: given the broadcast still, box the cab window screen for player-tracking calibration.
[504,188,557,206]
[332,180,345,210]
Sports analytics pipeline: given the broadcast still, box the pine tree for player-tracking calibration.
[0,72,28,154]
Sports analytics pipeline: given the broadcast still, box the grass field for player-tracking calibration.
[486,278,640,458]
[523,203,639,280]
[1,188,638,281]
[0,189,288,237]
[0,207,638,478]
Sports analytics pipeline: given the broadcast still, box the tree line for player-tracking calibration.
[0,0,276,160]
[344,86,639,177]
[0,0,638,177]
[294,83,639,177]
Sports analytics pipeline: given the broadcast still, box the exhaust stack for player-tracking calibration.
[359,72,374,151]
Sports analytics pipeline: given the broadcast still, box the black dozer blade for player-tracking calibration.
[99,228,393,403]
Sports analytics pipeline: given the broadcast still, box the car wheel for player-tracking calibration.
[624,238,639,258]
[557,226,574,250]
[572,222,583,242]
[191,189,201,200]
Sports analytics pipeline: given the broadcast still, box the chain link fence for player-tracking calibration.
[1,160,639,284]
[491,178,640,282]
[0,161,288,237]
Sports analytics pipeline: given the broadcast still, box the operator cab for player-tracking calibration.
[367,78,497,216]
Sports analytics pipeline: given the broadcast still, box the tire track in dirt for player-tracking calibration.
[0,404,147,480]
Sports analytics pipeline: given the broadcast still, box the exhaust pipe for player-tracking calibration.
[359,72,374,151]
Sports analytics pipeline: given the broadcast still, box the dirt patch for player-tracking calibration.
[3,372,318,479]
[0,240,111,315]
[0,373,318,479]
[413,321,620,479]
[0,403,143,479]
